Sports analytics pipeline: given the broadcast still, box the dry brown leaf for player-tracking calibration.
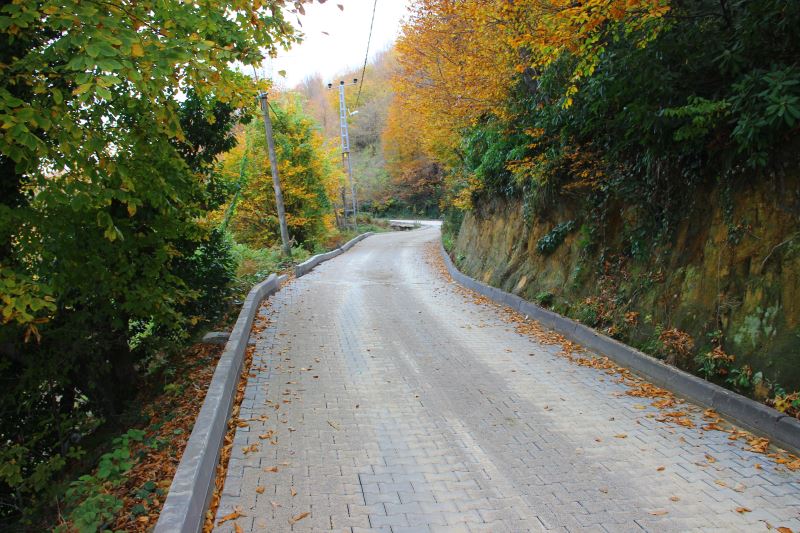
[614,433,627,439]
[291,487,297,497]
[735,507,751,514]
[218,507,244,524]
[670,496,680,502]
[657,466,665,471]
[776,527,793,533]
[242,443,259,454]
[264,465,278,473]
[747,437,770,454]
[255,486,265,494]
[234,523,243,533]
[650,509,668,516]
[705,454,717,463]
[288,511,310,525]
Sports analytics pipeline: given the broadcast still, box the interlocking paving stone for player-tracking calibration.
[213,227,800,532]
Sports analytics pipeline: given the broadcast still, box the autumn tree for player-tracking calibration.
[217,95,340,250]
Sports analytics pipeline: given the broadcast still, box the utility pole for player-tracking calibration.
[257,91,292,258]
[328,79,358,231]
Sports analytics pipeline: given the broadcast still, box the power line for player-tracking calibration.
[355,0,378,109]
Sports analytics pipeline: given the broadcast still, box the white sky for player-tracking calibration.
[266,0,413,89]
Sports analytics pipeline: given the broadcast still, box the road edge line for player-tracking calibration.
[154,273,287,533]
[438,240,800,455]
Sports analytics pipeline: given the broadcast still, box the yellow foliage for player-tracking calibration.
[215,96,341,248]
[390,0,671,169]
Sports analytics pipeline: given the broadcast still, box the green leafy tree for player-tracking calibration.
[0,0,313,525]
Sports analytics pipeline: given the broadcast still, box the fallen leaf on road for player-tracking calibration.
[242,443,259,454]
[776,527,793,533]
[234,524,243,533]
[715,480,727,487]
[670,496,680,502]
[291,487,297,497]
[270,501,281,508]
[614,433,627,439]
[650,509,668,516]
[747,437,770,454]
[705,454,717,463]
[218,507,244,524]
[735,507,751,514]
[289,512,310,525]
[599,487,608,493]
[328,420,340,430]
[657,466,665,471]
[733,483,746,492]
[255,486,265,494]
[264,466,278,473]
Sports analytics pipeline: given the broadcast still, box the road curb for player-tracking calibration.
[155,273,287,533]
[439,241,800,455]
[294,232,373,277]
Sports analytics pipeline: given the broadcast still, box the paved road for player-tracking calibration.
[214,228,800,532]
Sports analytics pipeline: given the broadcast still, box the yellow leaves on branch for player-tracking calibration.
[500,0,671,82]
[391,0,671,161]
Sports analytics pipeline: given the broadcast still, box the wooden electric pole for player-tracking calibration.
[258,92,292,258]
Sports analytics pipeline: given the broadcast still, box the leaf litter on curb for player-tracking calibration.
[425,242,800,473]
[203,309,272,531]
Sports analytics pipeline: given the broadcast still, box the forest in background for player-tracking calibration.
[296,49,444,218]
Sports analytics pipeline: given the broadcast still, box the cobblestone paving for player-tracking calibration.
[213,227,800,532]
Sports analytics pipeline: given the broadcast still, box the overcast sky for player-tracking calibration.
[265,0,413,89]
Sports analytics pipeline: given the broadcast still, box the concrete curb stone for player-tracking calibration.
[156,235,375,532]
[154,273,286,533]
[294,232,373,278]
[438,240,800,455]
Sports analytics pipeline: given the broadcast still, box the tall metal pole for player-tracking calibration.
[336,81,358,230]
[258,92,292,258]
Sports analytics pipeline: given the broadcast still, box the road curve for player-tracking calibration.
[213,227,800,532]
